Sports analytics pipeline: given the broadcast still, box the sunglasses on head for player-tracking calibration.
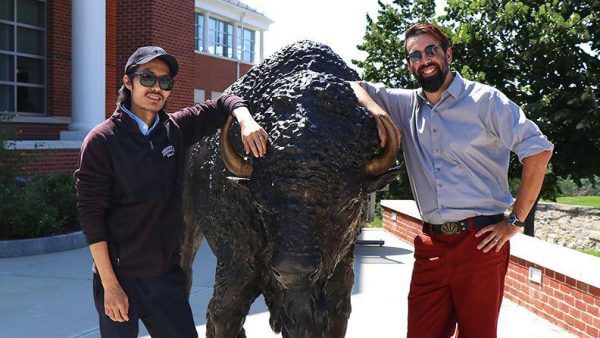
[130,72,175,91]
[406,44,441,63]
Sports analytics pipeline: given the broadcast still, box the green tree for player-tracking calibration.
[355,0,600,200]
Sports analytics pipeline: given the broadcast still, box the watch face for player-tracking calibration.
[508,213,523,226]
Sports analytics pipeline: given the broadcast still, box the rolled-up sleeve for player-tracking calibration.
[75,132,113,244]
[486,91,554,162]
[359,81,395,113]
[359,81,413,128]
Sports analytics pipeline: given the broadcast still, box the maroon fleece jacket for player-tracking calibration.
[75,95,246,277]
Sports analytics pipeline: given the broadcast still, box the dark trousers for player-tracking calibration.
[407,227,510,338]
[93,266,198,338]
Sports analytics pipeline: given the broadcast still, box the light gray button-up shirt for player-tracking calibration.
[361,73,554,224]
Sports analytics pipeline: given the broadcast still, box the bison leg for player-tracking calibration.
[180,221,204,297]
[324,249,355,338]
[206,250,261,338]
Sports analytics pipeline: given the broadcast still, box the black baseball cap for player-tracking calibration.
[124,46,179,76]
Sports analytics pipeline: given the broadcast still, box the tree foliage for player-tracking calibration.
[355,0,600,199]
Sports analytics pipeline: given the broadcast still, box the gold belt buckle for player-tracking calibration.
[440,222,461,235]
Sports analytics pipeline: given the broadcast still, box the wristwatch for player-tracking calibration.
[506,212,525,227]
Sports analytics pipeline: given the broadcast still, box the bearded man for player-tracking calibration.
[351,22,553,338]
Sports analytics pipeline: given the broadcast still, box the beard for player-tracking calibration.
[414,60,449,93]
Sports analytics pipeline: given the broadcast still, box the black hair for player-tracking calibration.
[116,68,137,109]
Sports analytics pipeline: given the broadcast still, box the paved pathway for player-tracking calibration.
[0,229,576,337]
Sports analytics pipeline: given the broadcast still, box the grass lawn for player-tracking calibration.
[555,196,600,207]
[364,215,382,228]
[583,250,600,258]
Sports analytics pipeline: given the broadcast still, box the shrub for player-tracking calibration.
[0,119,79,240]
[0,173,79,240]
[557,176,600,197]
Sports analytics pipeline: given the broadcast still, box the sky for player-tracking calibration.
[241,0,445,73]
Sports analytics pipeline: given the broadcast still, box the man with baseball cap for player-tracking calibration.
[75,46,268,337]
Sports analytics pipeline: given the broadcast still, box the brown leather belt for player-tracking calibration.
[422,214,504,235]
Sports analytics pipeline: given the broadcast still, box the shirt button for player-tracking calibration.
[438,183,442,187]
[436,167,441,171]
[433,128,437,132]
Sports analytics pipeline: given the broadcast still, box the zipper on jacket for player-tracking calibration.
[147,134,168,272]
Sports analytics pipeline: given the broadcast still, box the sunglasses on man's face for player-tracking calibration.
[406,44,441,64]
[131,72,175,91]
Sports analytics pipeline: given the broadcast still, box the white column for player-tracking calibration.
[260,30,264,62]
[232,21,238,60]
[203,13,209,52]
[61,0,106,141]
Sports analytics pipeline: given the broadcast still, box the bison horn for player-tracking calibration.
[220,115,253,177]
[363,115,400,177]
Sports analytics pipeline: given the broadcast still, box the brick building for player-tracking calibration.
[0,0,272,175]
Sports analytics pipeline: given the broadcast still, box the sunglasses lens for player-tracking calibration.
[139,74,157,88]
[425,45,438,56]
[158,78,174,91]
[135,73,173,90]
[407,44,440,63]
[408,51,422,63]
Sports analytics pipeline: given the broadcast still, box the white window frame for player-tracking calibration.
[194,12,203,52]
[237,26,255,63]
[208,17,233,58]
[0,0,47,116]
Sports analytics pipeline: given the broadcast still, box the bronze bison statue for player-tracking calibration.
[180,40,399,338]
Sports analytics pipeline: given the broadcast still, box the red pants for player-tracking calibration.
[407,228,510,338]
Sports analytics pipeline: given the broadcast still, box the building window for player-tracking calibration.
[194,89,205,104]
[0,0,46,115]
[237,27,255,63]
[208,17,232,58]
[195,13,203,51]
[211,91,222,100]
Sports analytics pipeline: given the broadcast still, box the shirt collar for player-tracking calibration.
[445,72,464,99]
[120,104,160,136]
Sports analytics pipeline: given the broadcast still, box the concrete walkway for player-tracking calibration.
[0,229,576,338]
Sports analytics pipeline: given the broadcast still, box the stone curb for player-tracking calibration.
[0,231,87,258]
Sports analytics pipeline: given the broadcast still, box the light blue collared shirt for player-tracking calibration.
[362,73,554,224]
[121,104,160,136]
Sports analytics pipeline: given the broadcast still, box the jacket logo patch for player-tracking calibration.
[161,145,175,158]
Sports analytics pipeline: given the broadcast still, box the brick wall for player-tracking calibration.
[46,0,71,119]
[382,206,600,338]
[194,53,253,94]
[1,123,67,140]
[106,0,118,117]
[15,149,80,176]
[383,209,421,245]
[505,258,600,337]
[116,0,195,112]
